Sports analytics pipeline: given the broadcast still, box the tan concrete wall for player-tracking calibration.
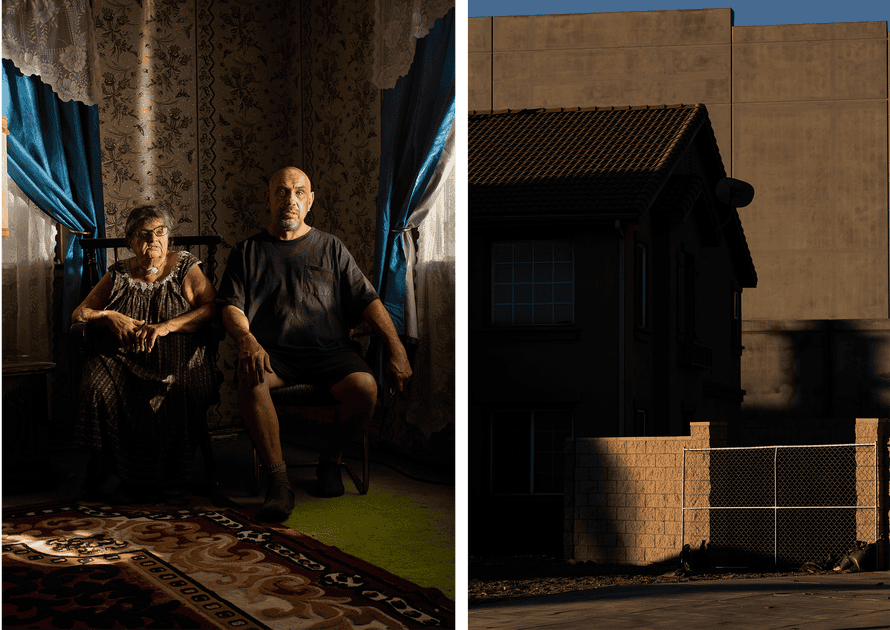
[471,9,734,169]
[732,23,889,320]
[469,9,890,322]
[740,319,890,438]
[565,422,726,564]
[469,17,491,112]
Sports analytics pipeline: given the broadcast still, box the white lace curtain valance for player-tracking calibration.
[3,0,102,105]
[372,0,454,90]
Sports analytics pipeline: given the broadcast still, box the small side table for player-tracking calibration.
[2,360,58,494]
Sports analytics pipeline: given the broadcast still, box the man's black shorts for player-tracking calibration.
[267,342,373,390]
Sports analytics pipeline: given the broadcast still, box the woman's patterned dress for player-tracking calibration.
[74,251,218,487]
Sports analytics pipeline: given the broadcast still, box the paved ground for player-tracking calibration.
[469,571,890,629]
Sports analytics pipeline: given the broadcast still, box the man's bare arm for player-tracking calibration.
[222,304,273,386]
[362,299,412,392]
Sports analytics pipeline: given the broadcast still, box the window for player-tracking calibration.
[677,250,695,341]
[634,242,648,329]
[2,175,57,362]
[732,290,742,347]
[490,409,574,495]
[492,240,573,325]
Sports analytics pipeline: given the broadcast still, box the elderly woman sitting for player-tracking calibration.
[72,205,218,501]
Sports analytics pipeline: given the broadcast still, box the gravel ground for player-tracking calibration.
[468,555,807,605]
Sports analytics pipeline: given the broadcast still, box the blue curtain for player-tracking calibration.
[373,8,455,336]
[3,58,107,328]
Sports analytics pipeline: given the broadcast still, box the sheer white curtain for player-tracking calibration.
[404,124,455,436]
[2,0,102,104]
[2,176,57,361]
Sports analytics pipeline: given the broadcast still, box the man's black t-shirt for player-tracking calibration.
[216,228,379,369]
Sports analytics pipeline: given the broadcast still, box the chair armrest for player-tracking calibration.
[70,321,89,349]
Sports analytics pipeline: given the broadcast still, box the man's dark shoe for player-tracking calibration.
[316,462,345,498]
[258,483,295,521]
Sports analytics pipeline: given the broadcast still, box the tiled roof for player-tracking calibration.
[469,104,715,218]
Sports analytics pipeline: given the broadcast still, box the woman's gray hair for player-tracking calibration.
[125,205,174,244]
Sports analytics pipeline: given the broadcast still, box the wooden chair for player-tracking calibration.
[255,383,371,496]
[72,235,223,489]
[78,235,223,286]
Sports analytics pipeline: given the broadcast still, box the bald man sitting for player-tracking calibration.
[217,167,411,521]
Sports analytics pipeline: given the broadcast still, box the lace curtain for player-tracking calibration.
[2,175,57,362]
[404,123,455,436]
[372,0,454,89]
[2,0,102,105]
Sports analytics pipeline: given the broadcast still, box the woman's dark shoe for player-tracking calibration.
[258,483,295,521]
[316,462,345,498]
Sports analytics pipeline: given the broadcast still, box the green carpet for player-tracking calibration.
[285,484,455,600]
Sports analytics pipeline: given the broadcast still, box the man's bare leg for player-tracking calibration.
[238,371,295,520]
[316,372,377,496]
[238,370,288,465]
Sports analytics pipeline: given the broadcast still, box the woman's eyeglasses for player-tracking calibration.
[132,226,169,240]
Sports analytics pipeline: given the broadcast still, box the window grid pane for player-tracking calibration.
[491,410,574,495]
[492,240,573,325]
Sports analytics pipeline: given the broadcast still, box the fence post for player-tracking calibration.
[883,419,889,571]
[855,418,889,570]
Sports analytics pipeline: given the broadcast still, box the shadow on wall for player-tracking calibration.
[738,320,890,446]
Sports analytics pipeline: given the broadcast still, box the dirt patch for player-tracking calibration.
[468,555,805,605]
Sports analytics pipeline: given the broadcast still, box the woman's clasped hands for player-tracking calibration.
[104,310,169,353]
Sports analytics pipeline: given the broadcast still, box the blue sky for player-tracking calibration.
[467,1,889,26]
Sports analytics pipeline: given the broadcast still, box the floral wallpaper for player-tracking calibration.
[95,0,198,237]
[302,1,380,273]
[93,0,382,434]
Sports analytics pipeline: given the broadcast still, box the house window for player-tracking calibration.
[677,251,695,341]
[492,240,573,325]
[2,175,57,362]
[732,290,742,346]
[634,242,648,329]
[490,409,574,495]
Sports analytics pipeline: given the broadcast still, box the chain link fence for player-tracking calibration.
[682,443,878,569]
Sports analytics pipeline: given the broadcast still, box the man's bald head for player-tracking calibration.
[269,167,312,192]
[265,167,314,238]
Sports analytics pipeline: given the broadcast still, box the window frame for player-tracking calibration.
[489,408,575,496]
[677,249,696,342]
[731,287,743,351]
[490,239,574,326]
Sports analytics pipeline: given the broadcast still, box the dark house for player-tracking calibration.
[468,104,758,555]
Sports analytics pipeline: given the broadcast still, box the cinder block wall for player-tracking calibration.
[566,419,888,566]
[855,418,890,570]
[564,422,727,564]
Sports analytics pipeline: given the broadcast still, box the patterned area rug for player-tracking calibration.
[2,500,454,629]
